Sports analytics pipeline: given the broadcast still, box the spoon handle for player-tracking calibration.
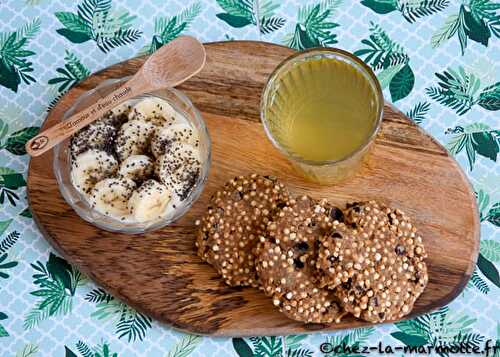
[26,79,147,157]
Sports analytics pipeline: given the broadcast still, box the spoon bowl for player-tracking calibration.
[142,36,206,88]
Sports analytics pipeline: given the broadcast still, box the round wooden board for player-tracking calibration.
[28,41,480,337]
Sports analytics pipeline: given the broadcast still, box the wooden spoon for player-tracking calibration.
[26,36,206,157]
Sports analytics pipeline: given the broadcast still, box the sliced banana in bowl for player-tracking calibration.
[156,142,202,201]
[129,97,181,127]
[71,149,118,196]
[89,177,136,219]
[110,101,132,116]
[70,121,116,158]
[118,155,154,181]
[128,179,172,222]
[61,87,210,232]
[114,119,155,161]
[151,123,200,158]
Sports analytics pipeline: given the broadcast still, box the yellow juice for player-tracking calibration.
[264,57,380,163]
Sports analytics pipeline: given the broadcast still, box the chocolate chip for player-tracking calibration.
[295,242,309,253]
[378,312,385,320]
[269,237,277,244]
[387,214,393,225]
[330,232,343,239]
[395,244,405,256]
[372,297,379,306]
[232,191,243,201]
[293,258,304,269]
[341,278,352,290]
[350,223,357,229]
[329,207,344,222]
[346,202,360,209]
[328,255,339,263]
[354,285,364,297]
[353,206,360,212]
[276,201,287,209]
[307,219,317,228]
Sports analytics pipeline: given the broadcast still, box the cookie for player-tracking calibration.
[316,201,428,322]
[256,196,345,323]
[256,195,336,252]
[315,201,392,289]
[195,174,290,287]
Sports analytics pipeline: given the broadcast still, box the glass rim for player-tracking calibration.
[260,47,384,166]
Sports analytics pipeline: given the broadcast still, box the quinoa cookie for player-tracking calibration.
[255,196,345,324]
[256,195,335,262]
[316,201,428,322]
[195,174,290,287]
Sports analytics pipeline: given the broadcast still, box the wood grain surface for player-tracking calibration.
[27,41,480,337]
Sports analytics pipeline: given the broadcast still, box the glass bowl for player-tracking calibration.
[53,78,211,234]
[261,48,384,184]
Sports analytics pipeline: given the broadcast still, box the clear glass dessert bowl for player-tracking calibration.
[53,78,211,234]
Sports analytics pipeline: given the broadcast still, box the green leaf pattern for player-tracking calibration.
[284,0,342,50]
[392,307,486,351]
[216,0,286,34]
[445,123,499,171]
[405,101,431,124]
[66,340,118,357]
[354,22,415,101]
[24,253,85,329]
[55,0,142,53]
[363,0,451,23]
[233,335,315,356]
[86,288,152,342]
[0,18,40,92]
[431,1,500,55]
[427,66,500,115]
[166,335,202,357]
[47,50,90,110]
[139,2,202,56]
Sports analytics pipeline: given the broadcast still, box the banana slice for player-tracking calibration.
[114,119,155,161]
[128,179,171,222]
[129,97,181,127]
[110,101,132,116]
[151,123,200,158]
[156,142,201,200]
[118,155,154,181]
[70,121,116,158]
[71,149,118,196]
[90,177,136,218]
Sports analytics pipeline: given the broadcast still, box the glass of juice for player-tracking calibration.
[261,48,384,184]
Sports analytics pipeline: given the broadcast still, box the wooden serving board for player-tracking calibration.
[28,41,480,337]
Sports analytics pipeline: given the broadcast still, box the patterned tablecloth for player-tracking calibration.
[1,0,499,356]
